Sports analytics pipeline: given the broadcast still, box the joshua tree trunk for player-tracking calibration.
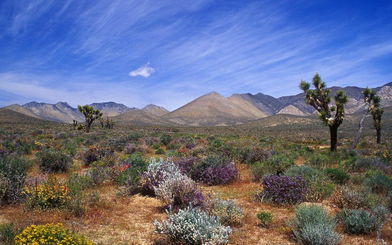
[376,128,381,144]
[329,125,338,152]
[352,109,369,149]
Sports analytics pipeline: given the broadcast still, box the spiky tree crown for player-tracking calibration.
[300,73,348,127]
[77,105,103,120]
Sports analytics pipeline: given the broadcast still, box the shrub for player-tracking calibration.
[331,186,376,209]
[291,204,340,245]
[264,153,294,175]
[194,163,237,186]
[192,156,237,185]
[352,157,391,174]
[154,171,204,210]
[24,177,70,209]
[154,207,231,245]
[240,147,272,164]
[260,175,307,205]
[142,159,181,193]
[0,223,16,244]
[0,156,30,203]
[81,146,114,166]
[174,157,198,175]
[87,167,110,185]
[257,211,273,228]
[160,134,172,146]
[155,148,165,155]
[37,149,71,173]
[14,223,93,245]
[66,173,93,195]
[124,143,137,154]
[363,173,392,194]
[306,153,335,167]
[340,209,376,234]
[206,198,244,226]
[0,174,10,202]
[251,161,273,181]
[285,166,334,202]
[324,168,350,184]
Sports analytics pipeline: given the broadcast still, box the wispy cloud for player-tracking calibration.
[129,63,155,78]
[0,0,391,109]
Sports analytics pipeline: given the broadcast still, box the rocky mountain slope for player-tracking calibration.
[90,102,135,117]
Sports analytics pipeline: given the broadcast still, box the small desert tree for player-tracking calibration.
[352,88,375,148]
[77,105,103,133]
[370,95,383,144]
[300,73,348,151]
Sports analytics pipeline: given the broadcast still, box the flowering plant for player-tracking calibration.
[15,223,94,245]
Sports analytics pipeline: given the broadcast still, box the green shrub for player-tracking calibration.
[87,167,109,186]
[251,161,272,181]
[207,198,244,226]
[66,173,93,195]
[291,204,340,245]
[285,165,335,202]
[251,153,294,180]
[0,223,16,244]
[324,168,350,184]
[306,153,335,167]
[155,148,165,155]
[0,156,30,203]
[37,149,71,173]
[160,134,172,146]
[363,173,392,194]
[340,209,376,234]
[257,211,273,228]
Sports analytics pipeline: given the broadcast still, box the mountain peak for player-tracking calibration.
[142,104,169,116]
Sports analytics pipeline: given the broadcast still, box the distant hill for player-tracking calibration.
[113,109,172,126]
[0,108,56,124]
[23,102,84,123]
[162,92,268,126]
[1,82,391,126]
[237,82,392,116]
[142,104,169,117]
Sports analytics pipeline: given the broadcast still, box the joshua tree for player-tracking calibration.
[77,105,103,132]
[370,96,383,144]
[99,117,114,129]
[352,88,375,148]
[300,73,348,151]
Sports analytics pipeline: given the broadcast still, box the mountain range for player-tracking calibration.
[2,82,391,126]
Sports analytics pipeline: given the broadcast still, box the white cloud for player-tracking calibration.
[128,63,155,78]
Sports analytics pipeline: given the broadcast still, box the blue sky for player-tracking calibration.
[0,0,391,110]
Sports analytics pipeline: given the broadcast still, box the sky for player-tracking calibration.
[0,0,392,110]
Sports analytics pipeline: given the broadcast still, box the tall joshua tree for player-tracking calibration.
[300,73,348,152]
[77,105,103,133]
[370,95,383,144]
[352,88,375,148]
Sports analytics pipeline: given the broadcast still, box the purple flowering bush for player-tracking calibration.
[261,175,307,205]
[191,156,238,186]
[195,163,238,186]
[174,157,198,175]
